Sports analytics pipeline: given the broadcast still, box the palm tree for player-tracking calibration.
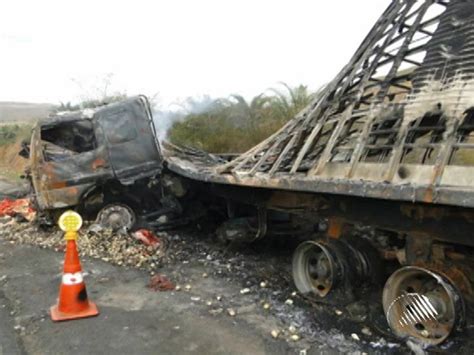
[268,82,315,120]
[227,94,271,128]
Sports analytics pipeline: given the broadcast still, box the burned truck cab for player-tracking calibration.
[28,96,168,228]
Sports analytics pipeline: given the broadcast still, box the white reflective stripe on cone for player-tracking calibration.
[62,272,83,285]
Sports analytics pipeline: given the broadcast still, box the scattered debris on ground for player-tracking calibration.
[133,229,163,249]
[0,209,394,353]
[0,216,166,271]
[0,198,35,221]
[2,197,473,353]
[147,274,175,291]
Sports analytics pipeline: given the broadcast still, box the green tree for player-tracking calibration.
[268,82,315,120]
[226,94,271,129]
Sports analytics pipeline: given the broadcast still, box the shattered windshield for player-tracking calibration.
[40,119,97,161]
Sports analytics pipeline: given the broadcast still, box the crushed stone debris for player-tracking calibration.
[227,308,236,317]
[240,288,251,294]
[290,334,300,342]
[406,339,428,355]
[209,308,224,316]
[351,333,360,341]
[0,219,167,271]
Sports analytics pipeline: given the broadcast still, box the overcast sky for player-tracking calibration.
[0,0,390,107]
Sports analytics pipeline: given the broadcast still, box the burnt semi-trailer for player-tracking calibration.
[163,0,474,346]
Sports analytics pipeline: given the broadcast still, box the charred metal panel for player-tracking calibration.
[97,96,162,184]
[31,117,112,209]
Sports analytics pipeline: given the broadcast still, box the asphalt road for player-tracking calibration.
[0,239,293,355]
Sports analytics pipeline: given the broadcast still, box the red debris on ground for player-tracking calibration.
[133,229,161,249]
[0,198,35,221]
[147,274,175,291]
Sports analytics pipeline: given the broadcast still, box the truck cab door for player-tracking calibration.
[30,117,113,210]
[96,96,162,184]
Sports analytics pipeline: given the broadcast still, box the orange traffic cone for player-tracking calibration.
[50,211,99,321]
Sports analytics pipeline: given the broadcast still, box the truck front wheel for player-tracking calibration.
[95,203,136,232]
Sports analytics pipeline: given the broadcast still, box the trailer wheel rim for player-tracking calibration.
[292,241,336,298]
[382,266,463,345]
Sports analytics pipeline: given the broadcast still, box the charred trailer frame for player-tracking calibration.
[163,0,474,346]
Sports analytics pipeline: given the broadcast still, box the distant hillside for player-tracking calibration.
[0,102,54,124]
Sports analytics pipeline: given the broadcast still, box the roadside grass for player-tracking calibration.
[0,124,32,147]
[0,168,23,182]
[0,124,32,182]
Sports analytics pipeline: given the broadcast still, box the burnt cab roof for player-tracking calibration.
[37,96,152,127]
[35,95,163,185]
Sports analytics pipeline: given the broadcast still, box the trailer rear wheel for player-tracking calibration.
[383,266,465,345]
[292,241,337,298]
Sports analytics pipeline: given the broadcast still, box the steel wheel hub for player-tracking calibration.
[383,266,464,345]
[293,241,336,298]
[96,204,136,232]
